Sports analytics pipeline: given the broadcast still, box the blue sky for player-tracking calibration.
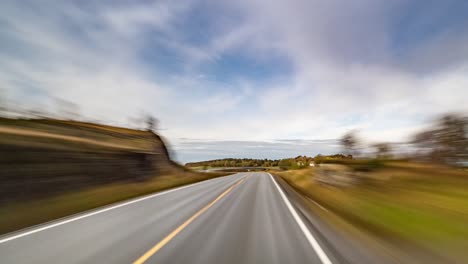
[1,0,468,162]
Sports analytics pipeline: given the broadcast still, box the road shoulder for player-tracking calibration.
[274,175,400,264]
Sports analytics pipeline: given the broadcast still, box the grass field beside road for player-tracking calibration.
[274,162,468,262]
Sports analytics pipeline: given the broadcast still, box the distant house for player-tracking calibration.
[309,162,315,167]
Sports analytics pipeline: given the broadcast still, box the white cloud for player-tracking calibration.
[1,0,467,162]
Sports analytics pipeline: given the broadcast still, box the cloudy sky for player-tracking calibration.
[1,0,467,162]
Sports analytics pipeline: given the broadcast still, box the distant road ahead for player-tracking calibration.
[0,172,354,263]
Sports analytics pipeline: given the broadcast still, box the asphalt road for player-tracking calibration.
[0,172,372,264]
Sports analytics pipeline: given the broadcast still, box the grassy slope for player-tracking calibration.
[274,162,468,261]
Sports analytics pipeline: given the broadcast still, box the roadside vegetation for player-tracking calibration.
[186,155,350,170]
[274,113,468,262]
[186,158,281,168]
[275,162,468,261]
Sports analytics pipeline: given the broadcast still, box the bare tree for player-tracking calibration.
[146,115,158,132]
[341,130,359,156]
[412,113,467,165]
[373,143,392,159]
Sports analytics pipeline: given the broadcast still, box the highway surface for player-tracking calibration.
[0,172,382,264]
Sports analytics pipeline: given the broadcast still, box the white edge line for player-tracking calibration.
[268,173,333,264]
[0,174,239,244]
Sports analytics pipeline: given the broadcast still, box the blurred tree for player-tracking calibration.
[413,114,467,165]
[373,143,392,159]
[278,159,291,170]
[341,131,359,156]
[438,114,467,163]
[146,115,158,132]
[314,154,323,167]
[186,157,320,169]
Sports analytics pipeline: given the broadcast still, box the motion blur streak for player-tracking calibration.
[0,176,226,244]
[132,173,332,264]
[1,0,468,262]
[269,173,332,264]
[0,173,340,264]
[133,177,246,264]
[0,174,246,263]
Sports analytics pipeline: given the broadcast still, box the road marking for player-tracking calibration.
[0,174,242,244]
[268,173,333,264]
[133,177,246,264]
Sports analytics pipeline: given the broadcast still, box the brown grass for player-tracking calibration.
[274,162,468,262]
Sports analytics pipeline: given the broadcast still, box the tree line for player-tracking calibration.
[340,113,467,166]
[188,113,467,170]
[186,158,281,168]
[186,154,352,169]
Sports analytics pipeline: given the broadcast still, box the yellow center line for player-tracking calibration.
[132,177,246,264]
